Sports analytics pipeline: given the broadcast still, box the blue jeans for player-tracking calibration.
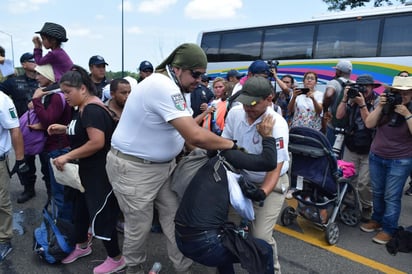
[175,228,274,274]
[176,229,237,274]
[369,152,412,235]
[48,148,73,222]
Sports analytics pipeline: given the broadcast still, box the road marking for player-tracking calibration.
[275,222,406,274]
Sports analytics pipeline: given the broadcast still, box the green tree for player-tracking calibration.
[323,0,405,10]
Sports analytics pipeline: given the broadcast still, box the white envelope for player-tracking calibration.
[50,158,85,193]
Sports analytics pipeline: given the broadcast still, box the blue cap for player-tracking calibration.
[226,69,243,79]
[89,55,108,66]
[248,60,270,76]
[139,61,154,71]
[20,52,35,63]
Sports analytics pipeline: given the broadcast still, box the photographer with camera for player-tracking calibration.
[322,60,353,145]
[288,71,324,130]
[360,76,412,245]
[335,74,380,221]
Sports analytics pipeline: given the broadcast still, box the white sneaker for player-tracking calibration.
[285,189,295,200]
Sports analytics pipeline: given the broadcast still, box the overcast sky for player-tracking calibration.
[1,0,376,73]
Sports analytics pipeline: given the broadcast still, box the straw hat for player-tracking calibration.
[385,76,412,91]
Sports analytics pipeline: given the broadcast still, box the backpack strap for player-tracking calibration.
[42,208,73,253]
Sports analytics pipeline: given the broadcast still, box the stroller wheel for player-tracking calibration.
[339,207,361,227]
[325,222,339,245]
[281,206,296,226]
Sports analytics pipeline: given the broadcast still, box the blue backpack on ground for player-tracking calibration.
[33,201,74,264]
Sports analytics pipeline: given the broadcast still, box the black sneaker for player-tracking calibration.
[0,242,12,261]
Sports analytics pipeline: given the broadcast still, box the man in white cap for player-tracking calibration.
[322,60,353,147]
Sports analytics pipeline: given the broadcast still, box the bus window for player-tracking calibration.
[315,19,379,58]
[201,33,220,62]
[262,25,315,60]
[381,15,412,56]
[220,30,262,61]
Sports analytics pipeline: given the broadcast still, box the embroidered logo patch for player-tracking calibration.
[275,137,284,149]
[171,93,186,111]
[9,107,17,119]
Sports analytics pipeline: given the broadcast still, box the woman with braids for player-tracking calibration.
[47,65,125,274]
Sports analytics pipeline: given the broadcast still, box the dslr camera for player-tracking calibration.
[382,91,403,127]
[383,91,403,112]
[266,59,279,77]
[347,84,367,99]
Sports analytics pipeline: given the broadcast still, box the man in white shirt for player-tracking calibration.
[106,43,237,274]
[223,76,289,274]
[0,91,27,261]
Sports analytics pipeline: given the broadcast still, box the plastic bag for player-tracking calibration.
[227,170,254,220]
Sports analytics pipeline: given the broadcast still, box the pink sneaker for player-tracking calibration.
[93,256,126,274]
[61,244,92,264]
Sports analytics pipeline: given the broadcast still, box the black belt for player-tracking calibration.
[175,225,222,242]
[0,154,6,161]
[110,147,172,164]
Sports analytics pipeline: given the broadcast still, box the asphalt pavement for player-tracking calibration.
[1,156,411,274]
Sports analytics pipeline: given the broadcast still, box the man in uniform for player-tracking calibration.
[0,90,28,260]
[88,55,110,101]
[0,52,49,203]
[190,74,214,118]
[106,43,238,274]
[223,76,289,274]
[137,60,154,83]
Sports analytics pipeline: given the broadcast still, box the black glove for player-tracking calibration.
[10,159,29,177]
[238,177,266,203]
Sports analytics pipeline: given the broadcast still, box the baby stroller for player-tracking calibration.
[280,127,360,245]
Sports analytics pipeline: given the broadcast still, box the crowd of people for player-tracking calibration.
[0,20,411,274]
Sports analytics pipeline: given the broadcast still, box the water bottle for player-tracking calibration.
[149,262,162,274]
[211,119,222,135]
[208,102,222,135]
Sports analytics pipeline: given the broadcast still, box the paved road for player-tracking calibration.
[1,156,411,273]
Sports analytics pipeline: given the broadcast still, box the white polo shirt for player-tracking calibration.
[0,91,20,155]
[222,105,289,183]
[111,73,192,162]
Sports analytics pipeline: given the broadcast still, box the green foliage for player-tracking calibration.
[106,70,139,80]
[323,0,406,11]
[12,67,139,82]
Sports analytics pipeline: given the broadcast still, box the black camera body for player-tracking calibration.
[347,84,367,98]
[266,60,279,77]
[386,91,403,108]
[382,91,403,127]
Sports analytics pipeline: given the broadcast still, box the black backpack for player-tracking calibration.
[386,226,412,255]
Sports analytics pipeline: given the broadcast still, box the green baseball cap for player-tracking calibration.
[236,76,273,106]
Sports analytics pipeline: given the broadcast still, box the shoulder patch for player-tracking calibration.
[275,137,284,150]
[171,93,186,111]
[9,107,17,119]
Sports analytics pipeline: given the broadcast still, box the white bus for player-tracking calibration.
[199,3,412,92]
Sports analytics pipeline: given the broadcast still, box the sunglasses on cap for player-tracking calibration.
[190,70,205,80]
